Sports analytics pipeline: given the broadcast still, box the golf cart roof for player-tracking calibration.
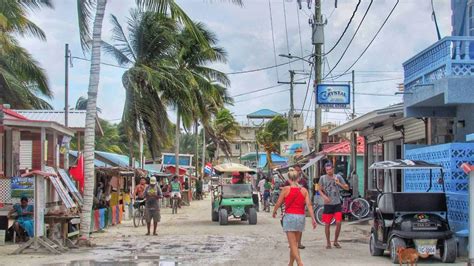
[214,163,256,174]
[369,160,443,170]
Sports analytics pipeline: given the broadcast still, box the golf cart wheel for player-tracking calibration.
[315,206,335,225]
[369,232,384,256]
[390,237,406,264]
[211,205,219,222]
[248,207,257,225]
[219,209,228,225]
[440,237,457,263]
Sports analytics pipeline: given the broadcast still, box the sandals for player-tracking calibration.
[325,245,331,249]
[298,245,306,249]
[333,242,342,249]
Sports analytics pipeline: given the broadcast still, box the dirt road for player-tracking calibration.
[0,198,466,265]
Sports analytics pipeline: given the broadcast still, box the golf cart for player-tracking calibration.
[211,163,257,225]
[368,160,456,264]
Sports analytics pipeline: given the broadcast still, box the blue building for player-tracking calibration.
[402,0,474,247]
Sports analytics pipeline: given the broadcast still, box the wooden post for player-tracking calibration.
[41,128,46,172]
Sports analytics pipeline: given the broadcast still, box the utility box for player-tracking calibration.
[312,23,324,45]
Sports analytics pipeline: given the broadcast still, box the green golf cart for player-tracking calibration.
[211,163,257,225]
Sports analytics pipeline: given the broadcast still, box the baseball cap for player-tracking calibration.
[150,176,157,184]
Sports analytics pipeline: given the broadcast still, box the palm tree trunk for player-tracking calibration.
[266,151,273,174]
[175,111,180,176]
[80,0,107,239]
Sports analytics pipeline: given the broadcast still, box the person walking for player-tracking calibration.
[318,162,349,249]
[273,169,317,266]
[144,176,162,236]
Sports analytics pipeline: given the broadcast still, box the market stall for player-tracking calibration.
[92,167,147,231]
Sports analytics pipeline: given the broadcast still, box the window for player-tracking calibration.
[235,143,240,150]
[19,140,33,170]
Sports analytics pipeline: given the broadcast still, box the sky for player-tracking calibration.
[18,0,452,128]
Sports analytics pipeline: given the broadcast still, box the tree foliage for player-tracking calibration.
[0,0,53,109]
[256,116,288,168]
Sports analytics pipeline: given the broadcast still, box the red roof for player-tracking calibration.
[322,136,365,155]
[0,107,28,120]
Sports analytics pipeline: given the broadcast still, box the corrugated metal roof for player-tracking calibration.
[95,151,139,168]
[15,110,87,128]
[69,151,108,167]
[322,137,365,155]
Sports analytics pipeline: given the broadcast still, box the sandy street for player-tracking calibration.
[0,197,467,266]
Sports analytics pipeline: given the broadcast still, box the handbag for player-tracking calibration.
[280,187,302,227]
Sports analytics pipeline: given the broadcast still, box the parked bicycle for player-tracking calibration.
[314,191,370,225]
[133,199,146,227]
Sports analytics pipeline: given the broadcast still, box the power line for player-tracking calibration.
[231,77,307,97]
[323,0,374,79]
[324,0,362,55]
[296,5,305,71]
[268,0,280,80]
[336,0,400,77]
[282,0,292,70]
[71,56,129,69]
[234,88,289,103]
[225,58,300,75]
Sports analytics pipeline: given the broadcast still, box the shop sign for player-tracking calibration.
[316,84,350,109]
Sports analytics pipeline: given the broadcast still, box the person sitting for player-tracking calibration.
[8,197,34,241]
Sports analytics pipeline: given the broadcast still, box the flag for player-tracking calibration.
[204,163,214,175]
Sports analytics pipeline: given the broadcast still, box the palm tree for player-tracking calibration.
[208,108,239,163]
[77,0,242,239]
[0,0,53,109]
[256,116,288,170]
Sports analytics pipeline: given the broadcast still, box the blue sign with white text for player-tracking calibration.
[316,84,350,109]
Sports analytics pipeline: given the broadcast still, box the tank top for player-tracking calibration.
[171,181,180,192]
[285,187,306,215]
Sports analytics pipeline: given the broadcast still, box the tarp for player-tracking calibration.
[258,153,288,169]
[214,163,256,174]
[369,160,443,170]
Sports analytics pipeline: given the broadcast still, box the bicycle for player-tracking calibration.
[314,193,370,225]
[133,199,146,227]
[263,191,271,212]
[171,194,179,214]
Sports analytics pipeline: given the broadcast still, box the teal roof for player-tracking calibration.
[95,151,139,168]
[247,109,281,119]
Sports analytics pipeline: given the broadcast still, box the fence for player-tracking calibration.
[404,143,474,232]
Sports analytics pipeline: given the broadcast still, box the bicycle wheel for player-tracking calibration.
[172,198,178,214]
[141,207,146,225]
[350,198,370,219]
[133,208,140,227]
[315,206,335,225]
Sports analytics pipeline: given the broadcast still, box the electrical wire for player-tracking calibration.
[231,77,307,97]
[323,0,374,79]
[336,0,400,78]
[296,5,305,71]
[324,0,362,56]
[234,88,289,103]
[71,56,129,69]
[299,64,314,117]
[282,0,292,69]
[268,0,280,80]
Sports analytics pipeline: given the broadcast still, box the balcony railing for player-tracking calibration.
[403,36,474,92]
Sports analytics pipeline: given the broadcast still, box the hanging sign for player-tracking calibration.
[316,84,350,109]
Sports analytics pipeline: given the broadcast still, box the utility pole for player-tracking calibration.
[310,0,324,203]
[313,0,323,152]
[201,128,206,176]
[350,70,359,198]
[64,43,70,170]
[279,70,306,141]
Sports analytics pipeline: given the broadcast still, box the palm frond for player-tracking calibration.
[76,0,94,52]
[109,14,137,62]
[102,41,133,66]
